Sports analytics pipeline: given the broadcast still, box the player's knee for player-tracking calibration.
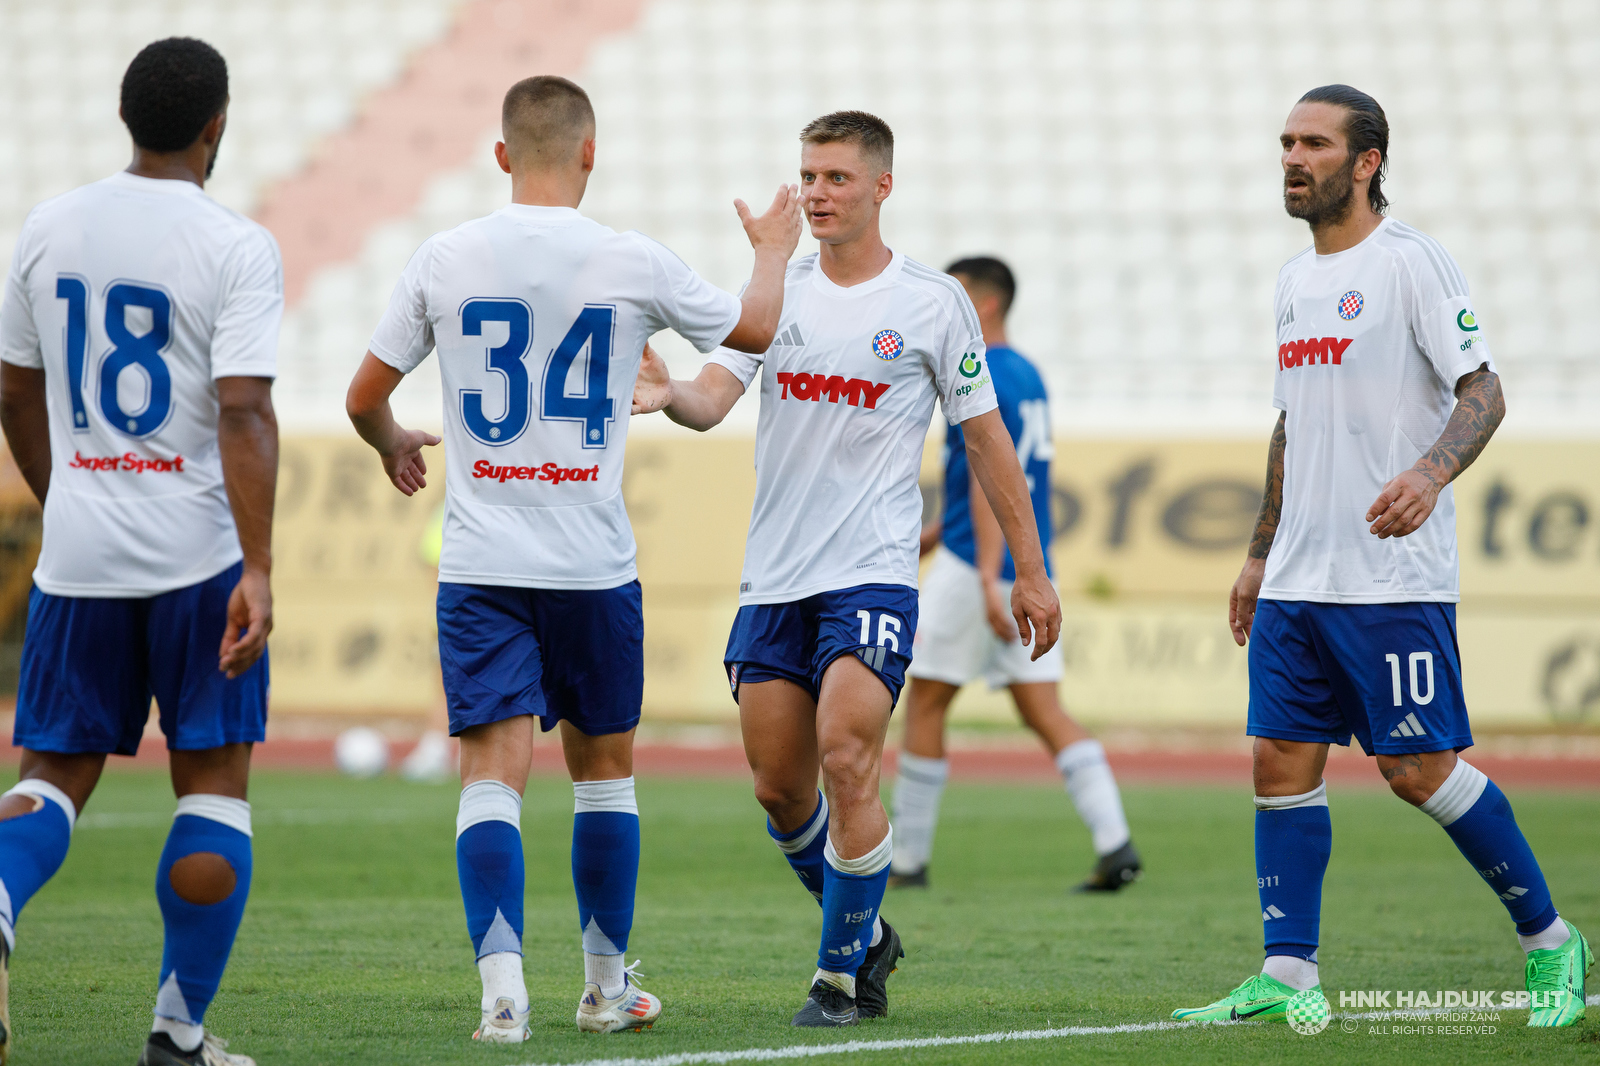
[751,777,811,819]
[169,851,237,905]
[818,743,875,797]
[1384,773,1435,807]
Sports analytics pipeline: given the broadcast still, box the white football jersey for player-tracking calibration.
[710,252,997,604]
[370,205,741,589]
[0,173,282,597]
[1260,218,1495,604]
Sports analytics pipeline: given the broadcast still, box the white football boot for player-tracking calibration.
[576,962,662,1033]
[473,996,531,1043]
[136,1029,256,1065]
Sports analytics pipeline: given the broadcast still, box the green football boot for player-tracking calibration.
[1171,972,1311,1023]
[1525,923,1591,1027]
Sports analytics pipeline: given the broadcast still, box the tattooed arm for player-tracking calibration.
[1230,410,1286,647]
[1365,363,1505,540]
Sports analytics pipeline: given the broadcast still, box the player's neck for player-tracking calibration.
[817,229,893,288]
[509,168,587,210]
[980,322,1008,348]
[1309,202,1383,255]
[126,147,209,188]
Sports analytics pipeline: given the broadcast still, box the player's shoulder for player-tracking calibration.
[896,255,967,307]
[1371,218,1470,298]
[991,346,1047,393]
[1276,243,1315,280]
[785,252,819,283]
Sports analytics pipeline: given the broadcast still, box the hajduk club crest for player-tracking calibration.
[872,329,905,360]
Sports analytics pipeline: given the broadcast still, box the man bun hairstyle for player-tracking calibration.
[946,256,1016,316]
[799,110,894,174]
[120,37,229,152]
[1298,83,1390,214]
[501,75,595,167]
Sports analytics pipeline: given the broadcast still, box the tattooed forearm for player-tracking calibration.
[1414,365,1505,488]
[1380,754,1424,781]
[1247,411,1287,560]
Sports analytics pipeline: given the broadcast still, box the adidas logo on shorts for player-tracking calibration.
[1390,712,1427,738]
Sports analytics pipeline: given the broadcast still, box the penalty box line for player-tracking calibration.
[515,995,1600,1066]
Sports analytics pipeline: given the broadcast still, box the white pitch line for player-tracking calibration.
[509,1020,1203,1066]
[514,994,1600,1066]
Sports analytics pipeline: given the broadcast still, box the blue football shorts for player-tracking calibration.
[1247,599,1473,757]
[13,560,268,756]
[436,580,643,737]
[724,584,919,707]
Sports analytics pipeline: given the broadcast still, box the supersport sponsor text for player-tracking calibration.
[471,460,601,484]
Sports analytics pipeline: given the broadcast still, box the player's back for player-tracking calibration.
[0,172,282,596]
[940,345,1053,580]
[368,205,740,590]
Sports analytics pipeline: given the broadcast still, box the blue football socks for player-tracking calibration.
[0,780,76,952]
[1420,761,1559,936]
[456,781,525,959]
[153,795,254,1035]
[1254,784,1332,963]
[769,791,828,904]
[572,777,640,995]
[818,830,892,977]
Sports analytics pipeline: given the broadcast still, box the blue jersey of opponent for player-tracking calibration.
[939,345,1052,581]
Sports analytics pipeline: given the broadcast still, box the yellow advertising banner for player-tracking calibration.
[262,435,1600,729]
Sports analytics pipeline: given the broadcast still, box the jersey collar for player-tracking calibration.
[810,249,905,299]
[1313,215,1394,262]
[498,204,583,225]
[107,171,206,196]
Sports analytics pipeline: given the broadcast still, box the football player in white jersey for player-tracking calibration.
[633,111,1060,1027]
[0,39,279,1066]
[1175,86,1588,1028]
[346,76,800,1042]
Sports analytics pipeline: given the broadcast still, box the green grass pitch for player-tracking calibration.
[3,767,1597,1064]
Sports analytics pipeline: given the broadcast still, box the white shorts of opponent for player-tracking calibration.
[908,548,1063,689]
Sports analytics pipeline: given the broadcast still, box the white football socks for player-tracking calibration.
[1518,915,1571,954]
[890,752,948,873]
[587,951,626,999]
[478,951,528,1012]
[1055,739,1131,855]
[151,1015,204,1052]
[1262,954,1320,991]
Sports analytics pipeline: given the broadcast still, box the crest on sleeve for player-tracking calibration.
[1337,291,1364,320]
[872,329,905,361]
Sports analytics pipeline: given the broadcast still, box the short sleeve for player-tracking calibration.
[1271,270,1291,411]
[210,225,284,380]
[705,345,763,388]
[1414,289,1495,388]
[368,239,438,372]
[0,215,42,369]
[932,288,998,426]
[636,234,742,353]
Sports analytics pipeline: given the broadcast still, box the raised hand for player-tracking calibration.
[735,184,803,259]
[632,342,672,415]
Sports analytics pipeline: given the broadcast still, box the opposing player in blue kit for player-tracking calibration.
[1174,85,1589,1027]
[889,256,1140,894]
[0,39,280,1066]
[634,112,1060,1027]
[346,76,800,1041]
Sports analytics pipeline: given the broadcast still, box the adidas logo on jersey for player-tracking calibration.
[1389,712,1427,738]
[1278,336,1353,369]
[771,323,806,347]
[471,460,600,484]
[775,372,891,409]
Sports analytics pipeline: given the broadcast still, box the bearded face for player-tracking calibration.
[1283,153,1356,227]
